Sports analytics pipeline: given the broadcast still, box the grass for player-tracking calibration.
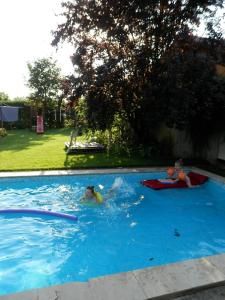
[0,129,173,171]
[1,129,224,176]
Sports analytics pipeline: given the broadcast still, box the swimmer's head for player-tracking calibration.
[174,158,183,171]
[167,167,175,177]
[178,171,186,181]
[85,186,95,198]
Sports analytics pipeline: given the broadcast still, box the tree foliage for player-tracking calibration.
[159,36,225,153]
[27,57,62,112]
[52,0,225,152]
[0,92,10,102]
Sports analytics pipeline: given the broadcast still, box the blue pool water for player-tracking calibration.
[1,172,225,295]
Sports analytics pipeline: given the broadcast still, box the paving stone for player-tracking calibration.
[1,282,98,300]
[133,257,225,299]
[0,285,61,300]
[37,285,60,300]
[206,254,225,276]
[89,271,147,300]
[57,282,95,300]
[0,289,39,300]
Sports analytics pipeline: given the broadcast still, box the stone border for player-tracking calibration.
[0,166,224,183]
[1,167,225,300]
[0,167,166,178]
[2,255,225,300]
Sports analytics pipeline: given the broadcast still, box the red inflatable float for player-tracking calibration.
[141,172,208,190]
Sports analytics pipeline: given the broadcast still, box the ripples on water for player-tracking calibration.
[1,173,225,295]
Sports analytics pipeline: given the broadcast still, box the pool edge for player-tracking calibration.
[0,166,224,181]
[0,167,166,179]
[2,254,225,299]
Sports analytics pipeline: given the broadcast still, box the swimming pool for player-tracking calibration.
[1,171,225,295]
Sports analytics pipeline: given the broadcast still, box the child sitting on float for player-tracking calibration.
[159,158,192,187]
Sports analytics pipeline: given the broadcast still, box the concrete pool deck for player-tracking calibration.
[1,166,225,300]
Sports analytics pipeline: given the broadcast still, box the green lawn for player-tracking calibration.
[0,129,172,171]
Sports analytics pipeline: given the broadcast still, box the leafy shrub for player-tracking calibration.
[83,113,135,155]
[84,129,108,145]
[64,117,74,128]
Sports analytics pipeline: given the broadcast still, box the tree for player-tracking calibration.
[52,0,224,147]
[0,92,10,103]
[27,57,61,121]
[56,76,74,127]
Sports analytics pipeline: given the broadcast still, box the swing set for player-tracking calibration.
[64,98,105,155]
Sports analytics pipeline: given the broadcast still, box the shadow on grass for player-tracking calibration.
[0,128,71,152]
[64,153,111,168]
[64,153,175,169]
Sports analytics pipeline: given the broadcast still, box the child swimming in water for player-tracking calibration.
[80,186,103,204]
[80,177,123,204]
